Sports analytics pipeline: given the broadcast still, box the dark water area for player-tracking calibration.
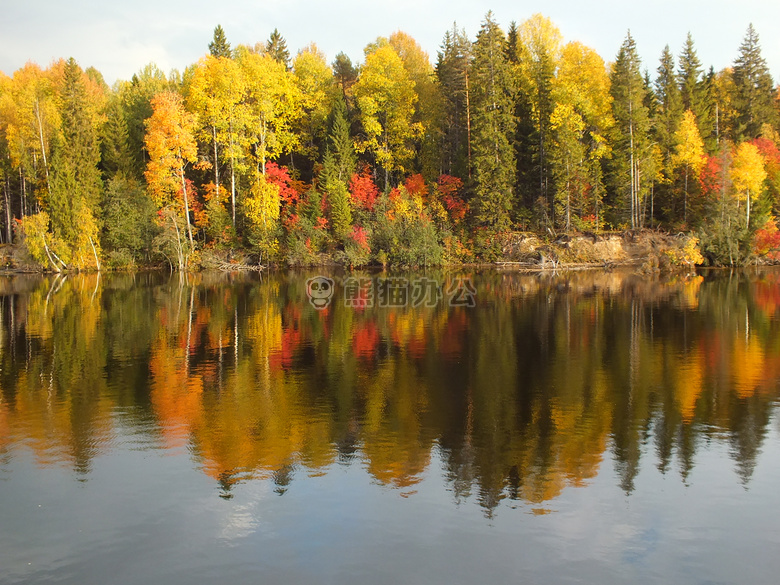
[1,268,779,584]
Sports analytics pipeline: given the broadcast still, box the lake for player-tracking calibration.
[1,268,779,584]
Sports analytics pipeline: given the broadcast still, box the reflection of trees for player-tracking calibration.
[1,269,780,514]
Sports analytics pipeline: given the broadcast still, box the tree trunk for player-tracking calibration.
[4,178,11,244]
[34,98,50,193]
[213,124,219,194]
[179,163,194,251]
[465,70,472,180]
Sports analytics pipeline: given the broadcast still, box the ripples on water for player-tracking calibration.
[1,269,779,584]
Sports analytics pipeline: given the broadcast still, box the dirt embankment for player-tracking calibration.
[497,230,698,271]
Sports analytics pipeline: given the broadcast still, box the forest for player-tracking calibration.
[1,13,779,270]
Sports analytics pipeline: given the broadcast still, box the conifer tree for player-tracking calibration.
[48,57,103,266]
[517,14,562,221]
[653,45,683,220]
[266,28,291,70]
[208,25,232,58]
[328,97,356,182]
[435,24,472,179]
[678,33,713,149]
[471,12,516,234]
[609,32,652,228]
[320,99,355,240]
[732,24,777,140]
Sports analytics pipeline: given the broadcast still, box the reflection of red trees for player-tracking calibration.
[407,334,427,359]
[352,321,380,359]
[271,304,303,371]
[439,310,467,360]
[754,275,780,317]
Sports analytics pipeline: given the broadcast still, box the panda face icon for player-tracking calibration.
[306,276,335,309]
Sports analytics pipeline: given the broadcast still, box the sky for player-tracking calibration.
[1,0,779,85]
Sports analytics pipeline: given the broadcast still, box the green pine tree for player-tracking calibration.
[100,95,132,179]
[321,150,352,239]
[266,28,291,70]
[208,25,232,58]
[653,45,683,221]
[471,12,516,237]
[48,58,103,265]
[609,32,652,229]
[328,97,356,183]
[435,23,472,179]
[732,24,778,140]
[678,33,714,150]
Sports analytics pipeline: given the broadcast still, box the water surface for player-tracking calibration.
[1,268,779,584]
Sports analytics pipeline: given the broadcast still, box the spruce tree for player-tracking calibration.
[320,150,352,239]
[678,33,714,150]
[208,25,231,58]
[266,28,291,70]
[471,12,516,235]
[609,32,652,229]
[435,23,472,179]
[732,24,777,140]
[320,99,355,240]
[654,45,683,219]
[100,96,132,179]
[328,98,356,183]
[48,58,103,264]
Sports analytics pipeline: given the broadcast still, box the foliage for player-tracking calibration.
[144,90,198,255]
[3,18,780,269]
[470,11,516,234]
[354,44,421,188]
[664,235,705,268]
[102,174,157,261]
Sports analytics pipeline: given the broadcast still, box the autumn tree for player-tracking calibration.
[671,110,706,224]
[187,54,246,227]
[292,44,334,169]
[731,141,766,226]
[388,31,443,179]
[354,44,420,189]
[144,91,198,259]
[550,42,613,230]
[237,48,300,178]
[0,62,62,214]
[517,14,562,218]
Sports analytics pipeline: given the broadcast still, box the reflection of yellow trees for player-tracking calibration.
[2,275,112,472]
[2,270,780,512]
[359,356,433,488]
[674,348,704,421]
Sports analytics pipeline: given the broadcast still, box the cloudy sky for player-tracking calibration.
[2,1,778,85]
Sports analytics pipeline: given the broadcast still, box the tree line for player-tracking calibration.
[0,14,779,269]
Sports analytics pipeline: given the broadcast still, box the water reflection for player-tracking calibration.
[1,269,779,513]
